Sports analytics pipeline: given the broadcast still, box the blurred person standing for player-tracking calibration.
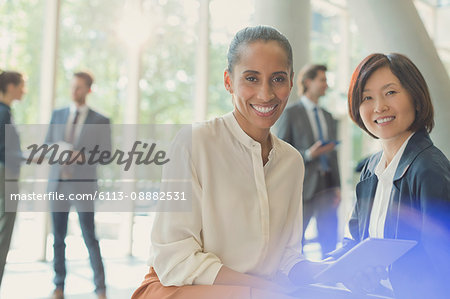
[45,72,111,299]
[0,70,25,287]
[277,65,341,257]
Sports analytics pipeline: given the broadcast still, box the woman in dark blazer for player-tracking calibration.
[0,70,25,288]
[336,53,450,299]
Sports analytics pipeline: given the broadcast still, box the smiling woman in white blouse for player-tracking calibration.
[131,26,327,299]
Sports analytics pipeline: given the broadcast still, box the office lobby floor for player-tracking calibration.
[1,244,322,299]
[1,257,148,299]
[1,216,324,299]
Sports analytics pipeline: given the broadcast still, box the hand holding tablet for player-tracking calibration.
[314,238,417,283]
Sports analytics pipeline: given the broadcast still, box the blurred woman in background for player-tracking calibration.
[0,70,25,288]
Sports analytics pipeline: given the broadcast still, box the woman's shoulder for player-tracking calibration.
[192,116,225,137]
[411,144,449,177]
[169,116,227,153]
[273,135,304,164]
[359,152,382,180]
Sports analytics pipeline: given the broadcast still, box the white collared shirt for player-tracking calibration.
[149,112,305,286]
[300,95,328,141]
[369,133,414,238]
[65,104,89,143]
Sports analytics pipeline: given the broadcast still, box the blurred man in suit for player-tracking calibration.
[277,64,340,257]
[46,72,111,299]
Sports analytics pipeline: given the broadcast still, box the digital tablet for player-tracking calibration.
[314,238,417,283]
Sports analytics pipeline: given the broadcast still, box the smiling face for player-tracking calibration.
[359,67,416,146]
[224,40,293,140]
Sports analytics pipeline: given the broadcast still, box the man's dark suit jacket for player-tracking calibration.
[277,101,340,201]
[45,107,111,196]
[331,129,450,299]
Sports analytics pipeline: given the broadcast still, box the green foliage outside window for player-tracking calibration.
[0,0,44,124]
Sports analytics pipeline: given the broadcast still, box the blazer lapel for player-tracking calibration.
[384,129,433,239]
[356,175,378,240]
[355,152,381,239]
[384,186,400,239]
[62,108,70,123]
[324,112,336,140]
[57,108,71,140]
[73,108,93,148]
[296,103,315,145]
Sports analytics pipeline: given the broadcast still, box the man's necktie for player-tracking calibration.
[61,110,80,179]
[66,110,80,144]
[313,107,330,171]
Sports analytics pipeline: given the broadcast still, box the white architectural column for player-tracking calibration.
[39,0,60,123]
[337,11,351,94]
[124,45,142,124]
[38,0,61,261]
[347,0,450,156]
[120,0,148,256]
[335,10,354,238]
[194,0,210,122]
[254,0,310,102]
[122,44,141,256]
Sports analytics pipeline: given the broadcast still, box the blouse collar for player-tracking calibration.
[222,112,278,155]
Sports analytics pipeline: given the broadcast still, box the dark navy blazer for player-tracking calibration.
[0,102,22,176]
[333,128,450,299]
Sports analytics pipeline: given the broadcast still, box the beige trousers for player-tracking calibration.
[131,268,299,299]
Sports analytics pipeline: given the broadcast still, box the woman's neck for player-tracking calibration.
[261,135,272,165]
[380,131,413,166]
[232,111,272,163]
[252,133,272,165]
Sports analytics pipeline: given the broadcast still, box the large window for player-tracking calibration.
[0,0,45,124]
[415,0,450,74]
[207,0,254,119]
[139,0,199,124]
[56,0,126,123]
[2,0,450,264]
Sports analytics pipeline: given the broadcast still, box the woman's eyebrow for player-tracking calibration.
[242,70,288,76]
[242,70,259,75]
[363,82,397,92]
[273,71,288,76]
[381,82,397,90]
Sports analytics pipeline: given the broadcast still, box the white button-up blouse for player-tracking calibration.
[149,112,305,286]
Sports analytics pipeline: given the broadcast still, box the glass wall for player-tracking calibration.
[207,0,254,119]
[139,0,198,124]
[56,0,126,123]
[0,0,45,124]
[1,0,449,263]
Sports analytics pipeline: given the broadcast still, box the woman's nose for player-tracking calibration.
[257,82,274,101]
[374,98,388,113]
